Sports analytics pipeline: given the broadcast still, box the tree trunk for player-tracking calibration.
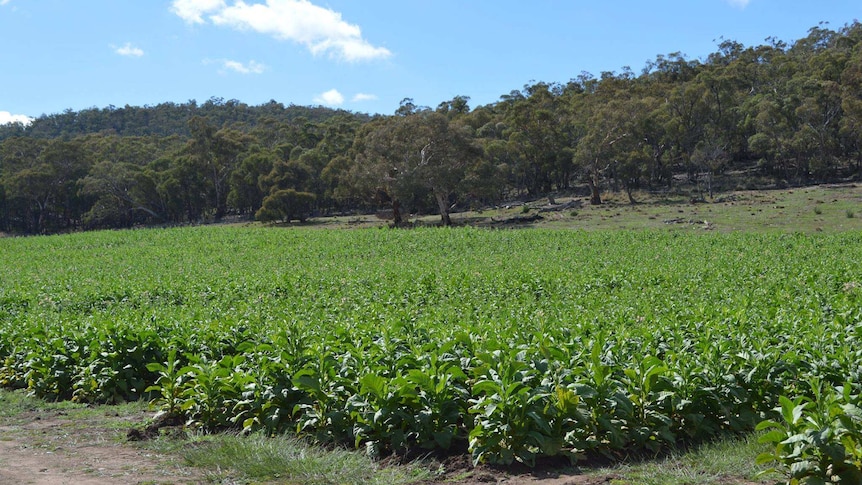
[434,190,451,226]
[392,200,403,225]
[707,171,714,200]
[587,163,602,205]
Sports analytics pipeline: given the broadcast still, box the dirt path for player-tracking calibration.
[0,407,204,485]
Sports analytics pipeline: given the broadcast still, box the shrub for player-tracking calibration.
[256,189,316,223]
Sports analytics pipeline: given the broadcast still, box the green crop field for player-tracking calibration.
[1,226,861,482]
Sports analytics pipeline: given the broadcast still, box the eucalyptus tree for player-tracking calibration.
[572,72,637,205]
[502,82,574,195]
[79,160,166,227]
[436,95,471,119]
[77,134,183,227]
[227,148,275,215]
[350,110,479,226]
[0,138,89,233]
[839,25,862,173]
[178,117,253,219]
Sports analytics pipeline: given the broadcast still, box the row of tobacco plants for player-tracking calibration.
[1,226,861,482]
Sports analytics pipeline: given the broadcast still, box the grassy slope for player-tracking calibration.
[312,184,862,234]
[541,185,862,233]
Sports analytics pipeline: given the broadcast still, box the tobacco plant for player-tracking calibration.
[757,382,862,484]
[1,226,861,476]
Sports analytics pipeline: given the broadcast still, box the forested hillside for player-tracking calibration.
[0,100,363,140]
[2,22,861,234]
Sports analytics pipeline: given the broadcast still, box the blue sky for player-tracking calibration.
[1,1,860,124]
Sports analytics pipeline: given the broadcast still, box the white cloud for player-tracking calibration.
[221,59,266,74]
[0,0,11,5]
[313,89,344,106]
[171,0,226,24]
[0,111,33,126]
[726,0,751,8]
[352,93,377,102]
[114,42,144,57]
[171,0,391,62]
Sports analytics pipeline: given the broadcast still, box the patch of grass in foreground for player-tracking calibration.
[0,388,39,417]
[163,432,432,485]
[604,433,780,484]
[0,388,148,421]
[0,388,88,415]
[0,388,103,421]
[154,430,780,485]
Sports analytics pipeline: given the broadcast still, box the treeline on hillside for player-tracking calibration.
[0,99,365,140]
[2,22,862,234]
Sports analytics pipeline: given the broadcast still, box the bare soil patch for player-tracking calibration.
[0,406,203,484]
[420,453,620,484]
[421,453,766,485]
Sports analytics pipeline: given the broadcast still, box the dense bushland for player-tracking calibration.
[2,22,862,233]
